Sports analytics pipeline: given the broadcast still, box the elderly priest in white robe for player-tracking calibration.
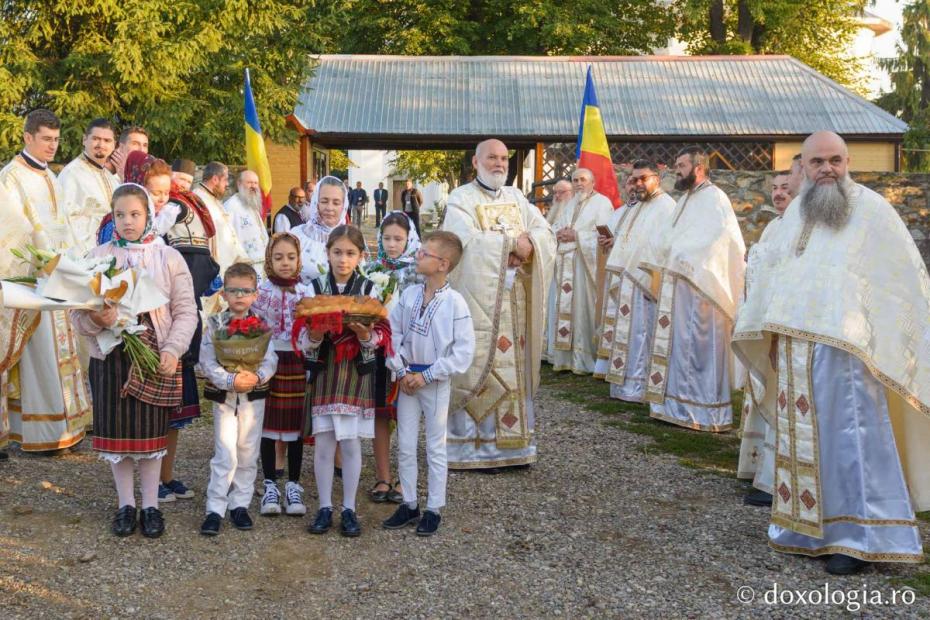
[595,160,676,401]
[441,139,556,470]
[58,118,119,256]
[638,146,745,432]
[549,168,613,374]
[733,131,930,576]
[0,109,91,452]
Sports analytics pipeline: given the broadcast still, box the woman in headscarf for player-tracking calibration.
[291,176,349,284]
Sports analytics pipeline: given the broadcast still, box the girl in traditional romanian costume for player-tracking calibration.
[364,211,421,503]
[300,225,391,537]
[72,183,198,538]
[252,232,311,517]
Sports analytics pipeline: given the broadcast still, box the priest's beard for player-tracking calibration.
[476,163,507,191]
[673,170,696,192]
[238,188,262,213]
[799,174,854,230]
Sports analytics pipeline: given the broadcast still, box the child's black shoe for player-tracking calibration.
[382,503,420,529]
[416,510,441,537]
[200,512,222,536]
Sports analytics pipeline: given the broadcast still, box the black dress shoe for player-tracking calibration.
[369,480,391,503]
[340,508,361,537]
[200,512,222,536]
[743,490,773,507]
[416,510,442,536]
[139,507,165,538]
[382,503,420,529]
[111,505,138,537]
[229,507,253,530]
[826,553,869,575]
[308,507,333,534]
[475,467,503,475]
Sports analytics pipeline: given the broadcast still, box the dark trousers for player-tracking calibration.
[375,203,387,227]
[406,209,420,234]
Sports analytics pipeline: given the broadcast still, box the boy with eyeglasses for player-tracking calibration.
[199,263,278,536]
[381,232,475,536]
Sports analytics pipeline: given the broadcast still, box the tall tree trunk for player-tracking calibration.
[709,0,726,45]
[736,0,755,43]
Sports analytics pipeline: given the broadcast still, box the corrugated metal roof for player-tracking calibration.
[292,55,907,146]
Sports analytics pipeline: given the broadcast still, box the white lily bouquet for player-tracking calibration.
[1,246,168,376]
[362,264,397,304]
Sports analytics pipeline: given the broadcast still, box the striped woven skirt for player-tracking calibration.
[302,352,374,439]
[89,349,173,456]
[264,351,306,440]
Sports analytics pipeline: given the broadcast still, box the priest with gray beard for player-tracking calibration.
[224,169,269,278]
[733,131,930,575]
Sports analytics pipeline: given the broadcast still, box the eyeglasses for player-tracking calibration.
[225,287,257,297]
[416,249,445,262]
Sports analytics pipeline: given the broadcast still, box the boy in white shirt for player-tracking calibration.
[382,232,475,536]
[199,263,278,536]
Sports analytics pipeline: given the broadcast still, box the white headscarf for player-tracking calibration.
[375,210,421,269]
[301,175,348,244]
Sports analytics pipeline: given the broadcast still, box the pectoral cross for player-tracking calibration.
[492,215,513,235]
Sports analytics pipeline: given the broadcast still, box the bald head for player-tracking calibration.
[801,131,849,186]
[473,139,509,190]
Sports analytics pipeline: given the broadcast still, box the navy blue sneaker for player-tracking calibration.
[165,479,194,499]
[157,483,176,503]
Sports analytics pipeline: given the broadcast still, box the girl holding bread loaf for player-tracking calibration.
[298,225,392,538]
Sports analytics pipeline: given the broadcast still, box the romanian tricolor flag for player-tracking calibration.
[244,68,273,219]
[576,66,620,208]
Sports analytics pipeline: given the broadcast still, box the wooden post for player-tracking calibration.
[534,142,544,208]
[299,134,309,187]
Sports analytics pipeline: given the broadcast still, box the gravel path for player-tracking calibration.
[1,384,928,619]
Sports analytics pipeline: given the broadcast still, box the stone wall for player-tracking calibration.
[645,170,930,263]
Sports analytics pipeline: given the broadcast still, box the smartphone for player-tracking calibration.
[596,224,613,238]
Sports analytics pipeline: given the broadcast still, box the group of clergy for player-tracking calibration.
[2,107,929,577]
[0,111,269,457]
[545,133,930,576]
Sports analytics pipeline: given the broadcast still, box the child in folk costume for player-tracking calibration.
[71,183,198,538]
[251,233,310,517]
[382,232,475,536]
[365,211,421,504]
[200,263,278,536]
[159,182,219,502]
[301,225,392,537]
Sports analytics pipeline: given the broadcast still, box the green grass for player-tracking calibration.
[540,363,742,476]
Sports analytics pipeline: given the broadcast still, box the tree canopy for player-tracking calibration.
[876,0,930,171]
[0,0,887,164]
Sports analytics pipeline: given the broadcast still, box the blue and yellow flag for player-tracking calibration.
[576,66,620,208]
[244,68,272,219]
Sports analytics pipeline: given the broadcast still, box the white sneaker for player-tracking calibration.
[284,481,307,516]
[260,480,282,516]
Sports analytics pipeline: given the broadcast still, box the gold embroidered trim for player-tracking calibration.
[769,541,923,564]
[648,409,732,433]
[822,515,918,527]
[447,454,537,469]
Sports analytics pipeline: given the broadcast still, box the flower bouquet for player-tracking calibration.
[1,247,166,377]
[363,264,397,304]
[210,314,273,374]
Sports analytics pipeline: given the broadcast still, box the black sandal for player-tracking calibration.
[369,480,392,503]
[387,480,404,504]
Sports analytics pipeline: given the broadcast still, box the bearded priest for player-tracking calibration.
[637,146,745,432]
[441,139,556,470]
[549,168,613,374]
[733,131,930,576]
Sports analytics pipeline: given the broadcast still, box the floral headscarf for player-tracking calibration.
[375,210,421,270]
[265,232,303,290]
[124,151,154,185]
[111,182,158,248]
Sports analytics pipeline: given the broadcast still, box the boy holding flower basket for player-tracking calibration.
[199,263,277,536]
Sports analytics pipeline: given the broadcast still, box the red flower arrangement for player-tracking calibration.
[223,315,267,339]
